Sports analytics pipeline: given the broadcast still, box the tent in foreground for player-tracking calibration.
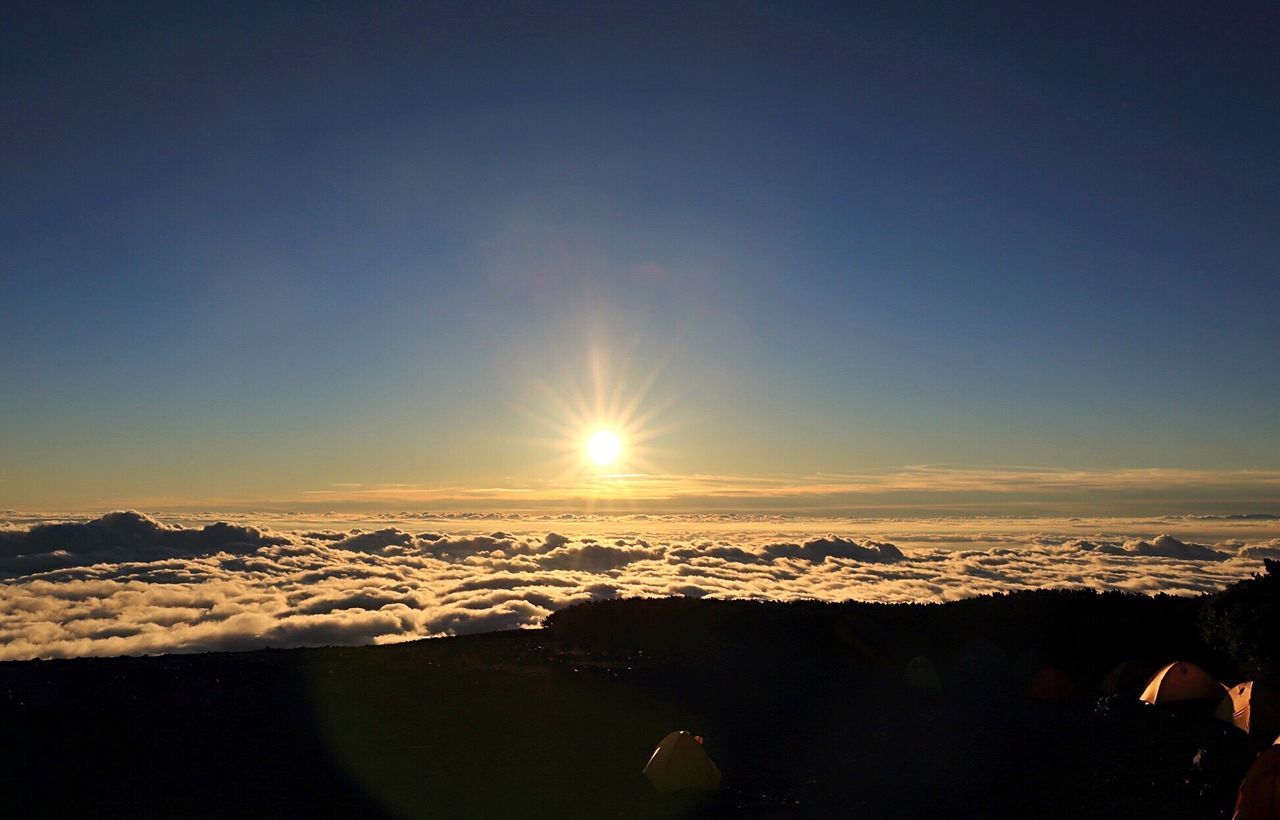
[1233,745,1280,820]
[643,731,721,794]
[1218,682,1280,739]
[1140,661,1222,705]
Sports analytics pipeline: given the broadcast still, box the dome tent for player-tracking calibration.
[643,731,721,794]
[1140,661,1223,705]
[1232,744,1280,820]
[1218,681,1280,738]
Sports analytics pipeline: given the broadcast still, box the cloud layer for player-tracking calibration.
[268,465,1280,516]
[0,511,1274,661]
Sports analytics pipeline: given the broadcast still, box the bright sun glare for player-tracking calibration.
[524,347,679,507]
[586,429,622,466]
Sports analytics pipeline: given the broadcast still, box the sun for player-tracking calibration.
[585,429,622,466]
[520,345,681,508]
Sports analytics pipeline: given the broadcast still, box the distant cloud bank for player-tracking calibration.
[0,511,1275,661]
[274,465,1280,514]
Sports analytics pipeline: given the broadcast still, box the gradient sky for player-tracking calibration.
[2,1,1278,512]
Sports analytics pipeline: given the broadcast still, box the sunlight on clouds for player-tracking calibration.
[1,511,1278,660]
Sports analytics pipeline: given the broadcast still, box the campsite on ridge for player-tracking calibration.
[3,562,1278,818]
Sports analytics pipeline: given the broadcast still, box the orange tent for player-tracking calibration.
[1233,745,1280,820]
[1028,667,1080,702]
[1218,682,1280,738]
[1139,661,1222,705]
[643,731,721,794]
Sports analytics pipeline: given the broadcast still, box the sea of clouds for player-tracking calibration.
[1,511,1278,661]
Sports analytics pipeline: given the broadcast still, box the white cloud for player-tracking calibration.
[0,512,1274,660]
[1060,533,1229,561]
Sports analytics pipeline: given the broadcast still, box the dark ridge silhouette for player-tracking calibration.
[2,571,1277,819]
[1200,559,1280,676]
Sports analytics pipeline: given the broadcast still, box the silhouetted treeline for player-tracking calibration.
[544,587,1221,684]
[1199,559,1280,677]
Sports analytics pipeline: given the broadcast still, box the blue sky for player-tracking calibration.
[2,1,1277,511]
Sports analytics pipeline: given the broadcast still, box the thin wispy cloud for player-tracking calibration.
[272,465,1280,514]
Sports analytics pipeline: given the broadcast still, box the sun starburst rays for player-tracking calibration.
[518,347,680,511]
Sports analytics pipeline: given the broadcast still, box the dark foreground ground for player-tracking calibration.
[3,571,1278,819]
